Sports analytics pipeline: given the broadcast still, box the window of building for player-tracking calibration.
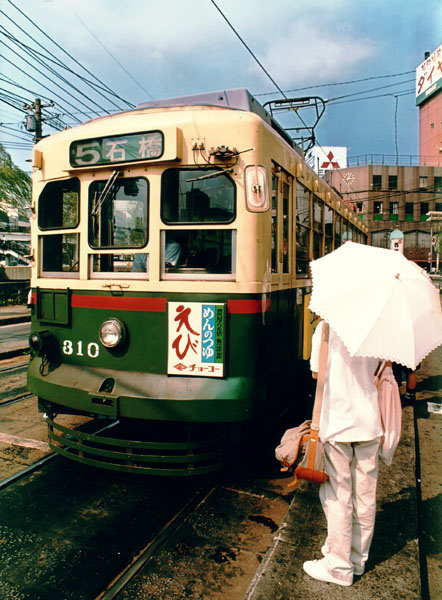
[371,230,389,248]
[405,230,431,251]
[388,175,398,190]
[419,176,427,190]
[404,231,415,249]
[417,230,430,248]
[389,202,399,221]
[405,202,414,221]
[420,202,429,221]
[161,168,235,224]
[435,202,442,212]
[372,175,382,191]
[38,178,80,230]
[89,177,148,249]
[374,201,383,220]
[435,177,442,193]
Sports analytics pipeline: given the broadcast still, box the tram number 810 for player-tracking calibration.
[62,340,100,358]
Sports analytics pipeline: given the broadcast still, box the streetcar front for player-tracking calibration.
[27,94,276,475]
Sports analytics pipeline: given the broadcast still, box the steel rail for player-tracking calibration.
[95,485,217,600]
[0,419,120,491]
[0,391,34,407]
[0,361,28,373]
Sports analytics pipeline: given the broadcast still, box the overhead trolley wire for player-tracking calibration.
[210,0,287,100]
[209,0,367,207]
[210,0,322,150]
[5,0,134,110]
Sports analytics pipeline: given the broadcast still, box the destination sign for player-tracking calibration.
[69,131,164,167]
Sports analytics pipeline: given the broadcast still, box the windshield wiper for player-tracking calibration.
[91,170,122,216]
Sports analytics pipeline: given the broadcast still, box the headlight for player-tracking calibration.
[29,330,58,356]
[98,319,126,349]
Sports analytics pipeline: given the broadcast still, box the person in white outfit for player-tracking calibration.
[304,320,383,586]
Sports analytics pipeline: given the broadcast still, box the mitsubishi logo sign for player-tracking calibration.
[306,146,348,173]
[320,151,341,169]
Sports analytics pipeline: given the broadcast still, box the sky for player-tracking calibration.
[1,0,441,173]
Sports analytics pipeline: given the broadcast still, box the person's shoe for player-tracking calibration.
[303,559,352,586]
[321,545,364,576]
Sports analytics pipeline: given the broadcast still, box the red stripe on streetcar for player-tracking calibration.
[227,298,270,314]
[71,295,167,312]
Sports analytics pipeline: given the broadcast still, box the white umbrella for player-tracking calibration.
[309,241,442,369]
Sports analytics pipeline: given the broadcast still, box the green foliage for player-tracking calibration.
[0,144,32,218]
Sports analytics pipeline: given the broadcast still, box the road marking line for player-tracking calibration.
[0,432,50,452]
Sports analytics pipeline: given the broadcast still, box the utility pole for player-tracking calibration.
[23,98,55,142]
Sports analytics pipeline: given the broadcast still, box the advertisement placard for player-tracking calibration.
[168,302,226,377]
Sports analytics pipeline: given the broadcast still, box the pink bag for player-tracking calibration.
[374,361,402,465]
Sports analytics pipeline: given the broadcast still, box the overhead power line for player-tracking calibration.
[327,78,414,102]
[256,71,416,98]
[0,11,128,111]
[0,33,108,117]
[5,0,135,109]
[65,1,154,101]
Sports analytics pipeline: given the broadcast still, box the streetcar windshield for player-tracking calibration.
[38,178,80,230]
[88,177,148,249]
[161,168,235,224]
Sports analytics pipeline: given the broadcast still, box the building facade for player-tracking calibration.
[416,44,442,164]
[327,163,442,268]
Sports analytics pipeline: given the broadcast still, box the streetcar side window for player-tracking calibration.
[40,233,79,277]
[335,214,342,246]
[342,218,349,242]
[161,168,235,224]
[325,204,334,253]
[295,182,311,276]
[88,177,148,249]
[89,253,149,279]
[161,230,235,280]
[313,195,324,259]
[38,178,80,230]
[271,175,278,273]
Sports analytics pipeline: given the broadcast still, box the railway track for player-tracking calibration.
[0,358,30,406]
[0,448,289,600]
[95,485,217,600]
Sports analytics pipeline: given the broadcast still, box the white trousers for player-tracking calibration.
[319,438,381,582]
